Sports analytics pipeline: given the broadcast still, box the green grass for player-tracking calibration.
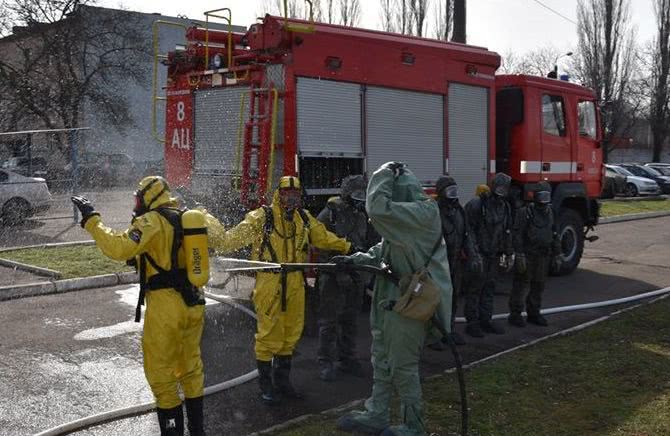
[275,298,670,436]
[600,199,670,217]
[0,244,133,279]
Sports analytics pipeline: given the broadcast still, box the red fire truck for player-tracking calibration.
[153,9,601,274]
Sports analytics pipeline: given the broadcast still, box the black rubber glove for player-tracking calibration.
[330,255,354,267]
[71,195,100,228]
[386,161,406,177]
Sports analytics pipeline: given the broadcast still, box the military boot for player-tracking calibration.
[185,396,205,436]
[527,313,548,326]
[480,319,506,334]
[156,404,184,436]
[257,360,280,405]
[465,322,484,338]
[507,312,526,327]
[273,355,304,399]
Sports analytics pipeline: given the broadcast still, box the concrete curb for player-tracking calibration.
[0,258,61,278]
[0,271,138,302]
[0,240,94,253]
[599,210,670,224]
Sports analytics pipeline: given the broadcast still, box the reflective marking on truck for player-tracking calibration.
[520,161,578,174]
[490,160,496,173]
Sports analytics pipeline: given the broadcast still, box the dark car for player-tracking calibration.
[619,164,670,194]
[645,163,670,176]
[602,167,626,198]
[2,156,48,178]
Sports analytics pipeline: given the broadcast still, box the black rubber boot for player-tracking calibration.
[465,322,485,338]
[508,312,526,328]
[480,320,506,334]
[185,396,206,436]
[257,360,280,405]
[156,405,184,436]
[527,313,549,326]
[273,355,304,399]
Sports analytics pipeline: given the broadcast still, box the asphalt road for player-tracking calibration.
[1,216,669,436]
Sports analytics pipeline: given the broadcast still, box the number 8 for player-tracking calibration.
[177,101,185,122]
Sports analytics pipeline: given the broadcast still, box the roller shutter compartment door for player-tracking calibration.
[447,83,490,201]
[297,78,362,157]
[193,86,249,174]
[366,87,444,184]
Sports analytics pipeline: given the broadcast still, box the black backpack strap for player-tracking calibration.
[260,206,278,263]
[297,208,311,229]
[135,255,147,322]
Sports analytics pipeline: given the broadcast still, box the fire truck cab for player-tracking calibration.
[155,12,601,274]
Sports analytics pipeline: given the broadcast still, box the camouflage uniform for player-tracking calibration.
[316,175,375,378]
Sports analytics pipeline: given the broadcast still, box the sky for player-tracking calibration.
[99,0,657,56]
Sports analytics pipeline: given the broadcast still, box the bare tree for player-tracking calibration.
[575,0,637,160]
[338,0,361,26]
[259,0,307,18]
[498,46,568,76]
[0,0,149,158]
[433,0,453,40]
[395,0,412,34]
[379,0,396,32]
[323,0,336,23]
[647,0,670,161]
[409,0,429,37]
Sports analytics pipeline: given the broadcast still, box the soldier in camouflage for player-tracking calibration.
[432,176,482,347]
[316,175,375,381]
[508,181,561,327]
[464,173,514,338]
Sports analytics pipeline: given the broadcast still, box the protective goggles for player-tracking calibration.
[442,185,459,199]
[534,190,551,204]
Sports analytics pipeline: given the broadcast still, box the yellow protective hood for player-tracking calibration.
[136,176,178,211]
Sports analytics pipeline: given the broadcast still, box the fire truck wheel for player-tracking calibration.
[551,208,584,276]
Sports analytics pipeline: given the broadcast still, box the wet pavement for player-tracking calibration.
[1,217,669,436]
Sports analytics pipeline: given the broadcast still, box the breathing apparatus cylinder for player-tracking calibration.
[182,209,209,287]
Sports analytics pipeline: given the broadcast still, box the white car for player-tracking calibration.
[0,169,52,225]
[605,164,660,197]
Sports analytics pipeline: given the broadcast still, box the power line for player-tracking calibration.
[531,0,578,25]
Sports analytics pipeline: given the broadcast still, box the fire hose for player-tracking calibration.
[222,260,469,436]
[35,257,670,435]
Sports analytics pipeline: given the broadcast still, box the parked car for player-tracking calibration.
[602,167,627,198]
[0,169,51,225]
[645,163,670,176]
[2,156,48,179]
[605,164,660,197]
[618,163,670,194]
[74,152,137,188]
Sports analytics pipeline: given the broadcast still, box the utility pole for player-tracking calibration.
[452,0,466,43]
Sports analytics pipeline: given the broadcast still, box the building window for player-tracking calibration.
[578,100,597,139]
[542,94,566,137]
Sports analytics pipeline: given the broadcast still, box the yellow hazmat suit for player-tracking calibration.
[80,177,207,432]
[208,176,351,362]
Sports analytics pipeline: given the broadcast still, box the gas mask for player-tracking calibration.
[279,188,302,219]
[348,190,367,213]
[491,173,512,198]
[442,185,459,203]
[534,190,551,211]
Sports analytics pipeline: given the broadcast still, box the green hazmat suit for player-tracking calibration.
[338,163,453,436]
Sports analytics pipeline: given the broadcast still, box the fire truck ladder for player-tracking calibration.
[240,84,280,208]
